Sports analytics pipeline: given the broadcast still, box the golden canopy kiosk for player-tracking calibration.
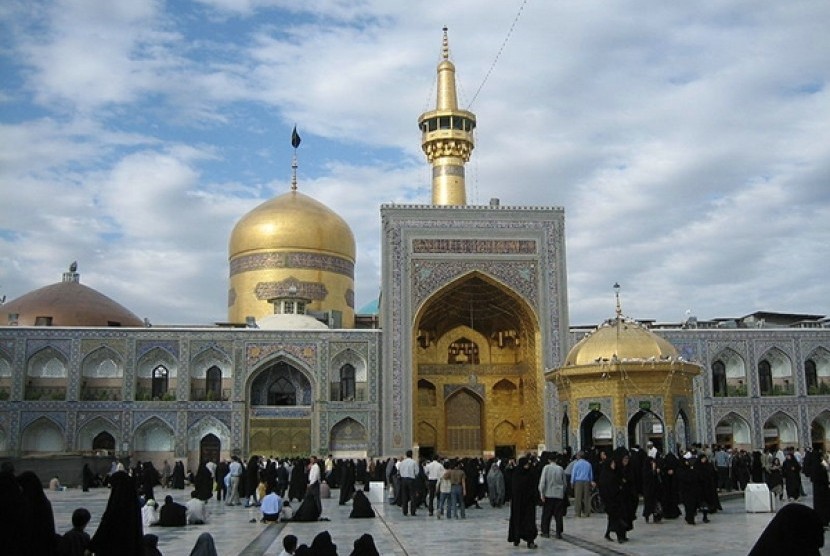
[546,313,701,455]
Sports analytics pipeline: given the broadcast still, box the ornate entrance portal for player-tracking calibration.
[413,273,542,456]
[248,360,313,457]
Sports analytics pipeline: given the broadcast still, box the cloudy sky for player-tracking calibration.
[1,0,828,326]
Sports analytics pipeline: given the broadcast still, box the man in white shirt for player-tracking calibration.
[260,486,283,523]
[397,450,420,516]
[226,456,243,506]
[307,455,322,515]
[186,491,209,524]
[424,457,445,516]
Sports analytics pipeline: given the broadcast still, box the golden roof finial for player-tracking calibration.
[613,282,622,318]
[442,26,449,61]
[290,125,301,191]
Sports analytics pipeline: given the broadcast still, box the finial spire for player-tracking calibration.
[613,282,622,318]
[418,28,476,206]
[290,125,301,191]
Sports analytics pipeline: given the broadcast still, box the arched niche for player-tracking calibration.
[715,412,752,451]
[763,411,799,449]
[21,417,64,453]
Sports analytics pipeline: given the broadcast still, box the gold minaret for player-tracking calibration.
[418,27,477,206]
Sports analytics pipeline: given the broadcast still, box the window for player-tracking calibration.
[712,360,727,396]
[448,338,479,364]
[283,301,294,314]
[340,364,356,401]
[268,377,296,405]
[151,365,169,399]
[206,366,222,400]
[758,360,772,396]
[34,316,53,326]
[805,359,818,391]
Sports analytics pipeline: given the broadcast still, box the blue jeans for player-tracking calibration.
[448,484,465,518]
[437,491,450,515]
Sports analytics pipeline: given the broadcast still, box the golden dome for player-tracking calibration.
[229,190,355,261]
[565,317,680,366]
[3,270,143,327]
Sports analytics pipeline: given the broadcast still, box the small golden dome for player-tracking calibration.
[229,190,355,261]
[565,318,679,366]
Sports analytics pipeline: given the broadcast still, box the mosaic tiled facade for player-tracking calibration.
[0,327,381,462]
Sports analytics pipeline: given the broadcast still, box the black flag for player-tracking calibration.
[291,126,301,148]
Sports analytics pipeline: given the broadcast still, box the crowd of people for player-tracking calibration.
[1,442,828,555]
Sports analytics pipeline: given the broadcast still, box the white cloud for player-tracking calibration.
[1,0,828,326]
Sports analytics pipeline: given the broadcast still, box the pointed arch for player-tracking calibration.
[811,410,830,451]
[580,410,612,450]
[187,415,231,452]
[190,347,232,378]
[136,347,178,378]
[494,420,518,453]
[805,347,830,395]
[330,348,368,401]
[711,348,747,396]
[758,347,793,396]
[492,379,518,406]
[417,379,437,407]
[133,417,175,451]
[21,417,64,453]
[78,416,119,452]
[81,347,123,378]
[763,411,799,449]
[249,358,314,407]
[715,411,752,450]
[0,351,12,377]
[417,421,437,451]
[27,346,67,377]
[330,417,368,453]
[445,387,483,454]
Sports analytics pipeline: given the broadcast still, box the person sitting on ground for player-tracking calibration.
[278,534,298,556]
[260,485,283,523]
[188,531,218,556]
[291,491,322,522]
[280,500,294,521]
[186,490,209,525]
[143,534,163,556]
[309,531,338,556]
[349,490,376,518]
[349,533,380,556]
[49,475,65,491]
[142,498,159,528]
[159,494,187,527]
[59,507,91,556]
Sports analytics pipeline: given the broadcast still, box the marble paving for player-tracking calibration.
[46,484,829,556]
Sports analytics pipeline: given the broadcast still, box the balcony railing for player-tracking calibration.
[81,387,122,401]
[418,363,530,375]
[24,387,66,401]
[191,388,232,402]
[329,383,368,402]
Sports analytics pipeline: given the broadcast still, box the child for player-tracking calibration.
[278,534,298,556]
[60,508,91,556]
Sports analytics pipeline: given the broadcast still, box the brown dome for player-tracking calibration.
[565,317,679,366]
[3,272,143,327]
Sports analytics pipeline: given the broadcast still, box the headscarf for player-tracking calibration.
[349,533,380,556]
[748,503,824,555]
[349,490,376,518]
[89,470,144,556]
[17,471,60,555]
[189,532,219,556]
[310,530,338,556]
[143,534,163,556]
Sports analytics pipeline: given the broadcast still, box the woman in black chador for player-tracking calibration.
[89,470,144,556]
[641,456,662,523]
[339,459,356,505]
[288,458,308,503]
[171,461,185,489]
[17,471,61,555]
[599,457,628,543]
[659,451,681,519]
[506,457,539,549]
[349,490,376,518]
[748,502,825,555]
[194,461,214,501]
[782,452,802,500]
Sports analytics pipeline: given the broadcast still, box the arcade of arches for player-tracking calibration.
[412,274,542,458]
